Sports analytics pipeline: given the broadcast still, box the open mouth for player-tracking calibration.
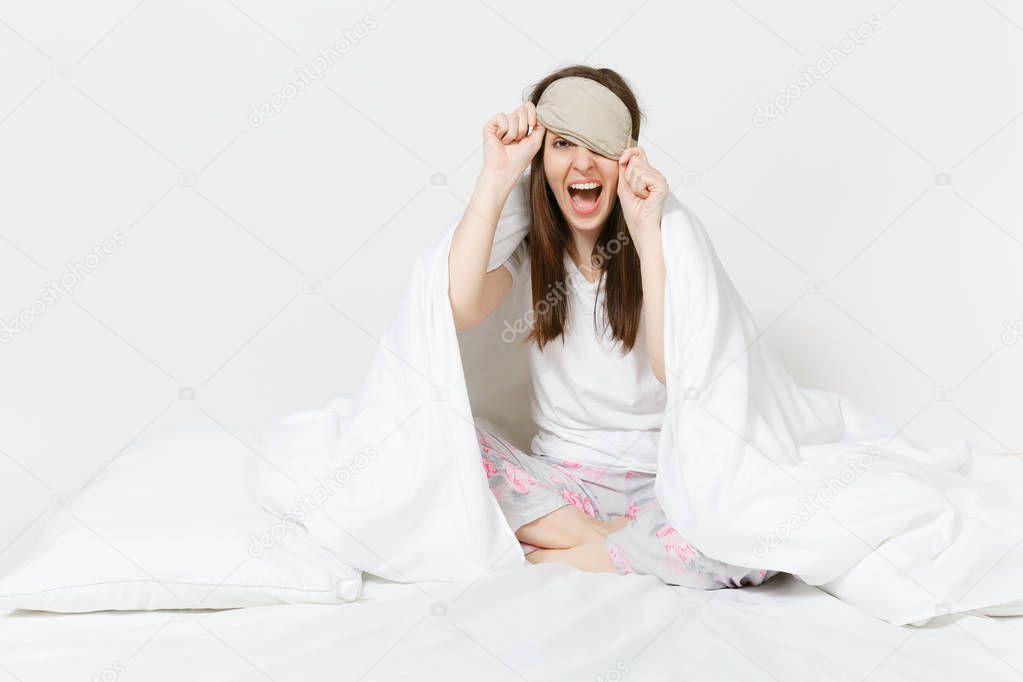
[566,180,603,216]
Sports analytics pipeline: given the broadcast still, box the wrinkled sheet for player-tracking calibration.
[256,173,1023,626]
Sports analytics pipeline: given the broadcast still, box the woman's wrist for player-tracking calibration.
[632,218,663,261]
[466,171,515,228]
[476,168,519,199]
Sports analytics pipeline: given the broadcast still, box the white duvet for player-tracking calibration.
[258,173,1023,626]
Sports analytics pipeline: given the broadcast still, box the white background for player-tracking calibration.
[0,0,1020,572]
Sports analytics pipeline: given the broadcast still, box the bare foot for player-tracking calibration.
[517,505,628,549]
[578,513,630,539]
[526,539,618,573]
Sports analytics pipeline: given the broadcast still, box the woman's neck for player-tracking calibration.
[567,229,602,283]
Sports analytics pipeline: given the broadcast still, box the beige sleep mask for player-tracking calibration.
[535,76,637,160]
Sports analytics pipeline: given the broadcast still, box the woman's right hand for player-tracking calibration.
[481,102,545,188]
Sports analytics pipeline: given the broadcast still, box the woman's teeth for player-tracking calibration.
[568,182,602,215]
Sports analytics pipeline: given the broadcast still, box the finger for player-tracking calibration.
[617,167,634,200]
[515,106,529,141]
[636,174,652,198]
[617,160,630,192]
[626,158,650,180]
[625,160,646,186]
[618,156,635,190]
[626,171,642,198]
[489,112,509,139]
[630,160,658,192]
[627,176,647,199]
[626,167,641,197]
[503,113,519,143]
[526,101,537,131]
[631,150,650,167]
[509,106,522,140]
[618,148,639,169]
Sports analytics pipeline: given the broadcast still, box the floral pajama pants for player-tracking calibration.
[476,425,779,590]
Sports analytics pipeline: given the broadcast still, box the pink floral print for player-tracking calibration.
[553,460,610,486]
[475,425,776,590]
[607,544,633,575]
[477,430,495,451]
[656,525,697,570]
[476,430,513,461]
[503,461,538,494]
[481,457,499,480]
[553,462,584,485]
[561,489,597,518]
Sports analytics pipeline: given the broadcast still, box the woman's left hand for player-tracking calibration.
[617,147,668,246]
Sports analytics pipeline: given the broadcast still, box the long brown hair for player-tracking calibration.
[523,65,645,352]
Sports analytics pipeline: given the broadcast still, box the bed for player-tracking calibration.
[3,564,1022,681]
[4,186,1020,680]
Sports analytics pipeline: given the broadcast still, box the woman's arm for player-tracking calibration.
[636,226,667,384]
[448,102,545,331]
[448,175,516,331]
[616,147,669,384]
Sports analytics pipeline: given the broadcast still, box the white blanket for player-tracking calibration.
[5,569,1023,681]
[258,173,1023,626]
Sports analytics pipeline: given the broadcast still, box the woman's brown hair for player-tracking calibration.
[523,65,645,352]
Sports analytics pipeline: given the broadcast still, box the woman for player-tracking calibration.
[448,65,776,589]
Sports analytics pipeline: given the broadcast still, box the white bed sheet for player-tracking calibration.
[2,565,1021,681]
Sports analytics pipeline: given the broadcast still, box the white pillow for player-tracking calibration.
[0,422,361,612]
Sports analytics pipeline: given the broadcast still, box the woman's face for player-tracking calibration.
[542,133,619,232]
